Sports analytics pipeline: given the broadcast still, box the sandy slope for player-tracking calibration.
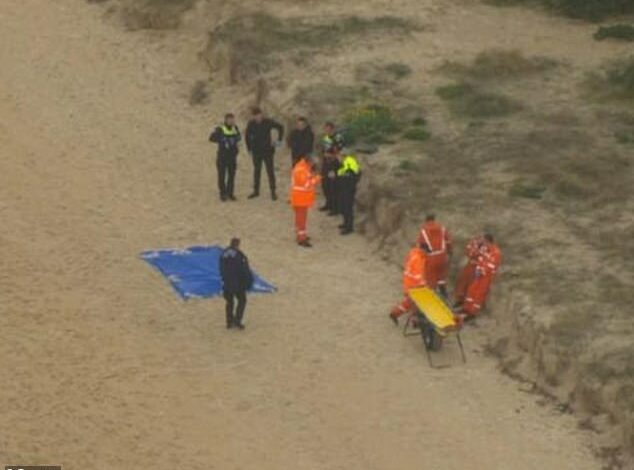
[0,1,603,469]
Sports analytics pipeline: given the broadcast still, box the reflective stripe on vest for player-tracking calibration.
[221,125,238,136]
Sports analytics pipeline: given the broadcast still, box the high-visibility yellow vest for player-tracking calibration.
[221,125,239,136]
[337,154,361,177]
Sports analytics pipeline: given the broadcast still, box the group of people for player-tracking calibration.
[389,215,502,325]
[209,108,362,249]
[212,110,500,330]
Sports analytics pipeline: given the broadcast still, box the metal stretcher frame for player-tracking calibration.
[403,287,467,367]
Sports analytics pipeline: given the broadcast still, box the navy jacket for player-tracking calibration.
[219,247,254,293]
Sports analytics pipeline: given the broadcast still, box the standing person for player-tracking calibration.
[219,238,254,330]
[336,150,361,235]
[245,107,284,200]
[416,214,452,298]
[453,235,485,307]
[389,243,428,325]
[318,122,344,214]
[209,113,241,201]
[460,234,502,319]
[291,155,321,248]
[288,116,314,167]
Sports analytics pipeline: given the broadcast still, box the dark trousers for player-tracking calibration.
[322,175,339,213]
[223,290,247,326]
[252,150,276,195]
[216,153,237,197]
[339,179,357,230]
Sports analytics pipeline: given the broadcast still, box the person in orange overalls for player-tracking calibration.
[453,235,485,307]
[461,234,502,318]
[416,214,452,298]
[389,243,428,325]
[291,155,321,248]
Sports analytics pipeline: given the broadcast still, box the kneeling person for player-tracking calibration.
[389,243,428,325]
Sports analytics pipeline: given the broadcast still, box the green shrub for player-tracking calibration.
[588,57,634,102]
[485,0,634,21]
[509,181,546,199]
[615,129,634,143]
[594,24,634,41]
[397,159,417,171]
[343,104,400,144]
[403,127,431,141]
[436,82,522,118]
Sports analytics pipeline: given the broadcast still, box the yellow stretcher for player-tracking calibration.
[403,287,466,367]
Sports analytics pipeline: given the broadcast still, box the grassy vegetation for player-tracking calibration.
[119,0,196,30]
[343,105,400,145]
[205,14,421,82]
[436,82,522,118]
[484,0,634,22]
[509,180,547,199]
[440,50,557,81]
[615,129,634,144]
[594,24,634,41]
[587,57,634,102]
[403,127,431,141]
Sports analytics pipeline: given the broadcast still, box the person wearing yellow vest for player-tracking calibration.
[209,113,241,201]
[291,156,322,248]
[336,151,361,235]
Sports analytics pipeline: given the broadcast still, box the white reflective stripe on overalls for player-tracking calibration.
[421,228,446,256]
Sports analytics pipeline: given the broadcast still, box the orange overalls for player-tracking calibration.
[390,247,427,319]
[291,158,321,243]
[454,237,484,305]
[463,243,502,316]
[417,221,452,290]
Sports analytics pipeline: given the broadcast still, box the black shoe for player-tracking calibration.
[220,194,227,202]
[319,206,330,212]
[271,192,278,201]
[338,223,345,229]
[228,195,237,201]
[298,240,313,248]
[340,228,353,235]
[248,192,259,199]
[226,322,233,329]
[234,323,245,330]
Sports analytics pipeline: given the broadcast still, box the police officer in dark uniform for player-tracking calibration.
[245,107,284,201]
[209,113,241,201]
[219,238,254,330]
[319,122,344,215]
[337,150,361,235]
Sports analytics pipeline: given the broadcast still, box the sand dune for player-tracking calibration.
[0,1,602,469]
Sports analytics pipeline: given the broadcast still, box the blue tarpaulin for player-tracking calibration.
[140,245,277,300]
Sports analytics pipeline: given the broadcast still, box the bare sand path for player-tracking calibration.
[1,2,602,469]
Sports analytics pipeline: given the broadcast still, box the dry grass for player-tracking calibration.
[189,80,209,106]
[203,13,421,83]
[587,56,634,103]
[436,82,523,118]
[119,0,196,30]
[439,49,558,81]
